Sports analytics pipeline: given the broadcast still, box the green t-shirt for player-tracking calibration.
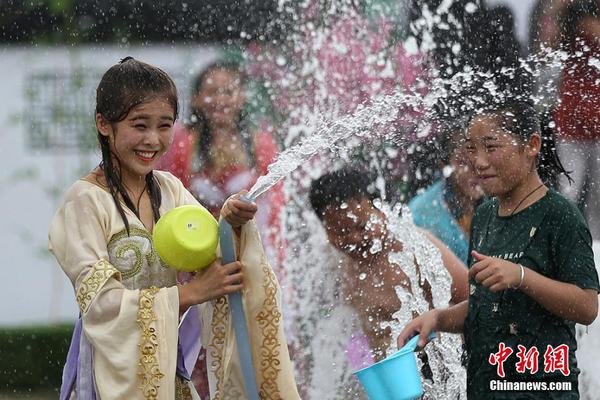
[464,189,599,400]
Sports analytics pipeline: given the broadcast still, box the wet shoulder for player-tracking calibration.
[543,189,587,229]
[61,179,112,209]
[153,170,184,194]
[153,169,192,207]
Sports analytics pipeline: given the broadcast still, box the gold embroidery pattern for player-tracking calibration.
[76,259,120,313]
[137,286,164,399]
[174,376,193,400]
[257,266,283,400]
[208,296,229,400]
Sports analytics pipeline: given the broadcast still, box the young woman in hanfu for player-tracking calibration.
[49,58,300,399]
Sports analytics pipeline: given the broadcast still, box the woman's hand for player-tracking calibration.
[470,250,521,292]
[179,259,244,310]
[221,191,258,227]
[396,309,440,350]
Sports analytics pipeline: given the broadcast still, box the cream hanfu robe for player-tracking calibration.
[49,170,300,400]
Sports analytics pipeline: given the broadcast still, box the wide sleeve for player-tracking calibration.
[49,186,180,399]
[200,220,301,399]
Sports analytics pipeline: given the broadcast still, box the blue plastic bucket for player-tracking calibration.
[353,332,436,400]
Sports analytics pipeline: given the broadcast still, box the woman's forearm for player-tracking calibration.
[519,267,598,325]
[178,284,194,314]
[437,300,469,333]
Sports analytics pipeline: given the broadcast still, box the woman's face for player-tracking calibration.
[193,68,245,126]
[97,98,175,183]
[465,115,536,197]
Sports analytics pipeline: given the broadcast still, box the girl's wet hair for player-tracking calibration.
[96,57,179,234]
[309,167,380,220]
[469,100,571,186]
[189,61,253,168]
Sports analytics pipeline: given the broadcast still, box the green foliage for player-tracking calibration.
[1,1,279,45]
[0,324,74,393]
[47,0,73,15]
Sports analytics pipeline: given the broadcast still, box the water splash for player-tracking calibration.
[271,54,575,398]
[240,2,582,398]
[247,90,419,199]
[383,204,466,399]
[252,49,573,398]
[248,46,568,202]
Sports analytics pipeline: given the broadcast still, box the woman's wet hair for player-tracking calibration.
[469,100,571,186]
[309,167,380,220]
[189,61,253,168]
[96,56,179,234]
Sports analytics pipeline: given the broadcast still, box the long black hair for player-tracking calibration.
[96,56,179,234]
[189,61,253,169]
[469,100,571,187]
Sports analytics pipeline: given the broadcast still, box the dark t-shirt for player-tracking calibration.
[464,189,599,399]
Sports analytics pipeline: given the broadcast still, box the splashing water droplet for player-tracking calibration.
[369,239,382,254]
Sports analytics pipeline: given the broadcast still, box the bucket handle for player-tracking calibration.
[390,331,437,359]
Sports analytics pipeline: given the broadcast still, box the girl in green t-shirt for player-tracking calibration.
[397,100,599,399]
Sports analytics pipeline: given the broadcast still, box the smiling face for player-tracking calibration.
[321,197,387,260]
[97,98,175,185]
[192,68,245,128]
[465,114,538,198]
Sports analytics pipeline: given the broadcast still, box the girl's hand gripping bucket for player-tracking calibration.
[353,332,436,400]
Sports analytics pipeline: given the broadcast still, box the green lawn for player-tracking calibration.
[0,324,73,397]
